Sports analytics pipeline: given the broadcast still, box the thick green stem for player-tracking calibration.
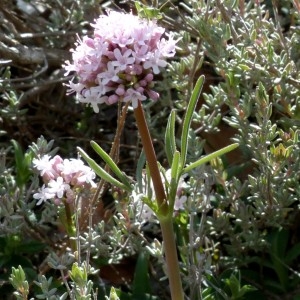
[134,101,168,215]
[160,219,184,300]
[134,101,184,300]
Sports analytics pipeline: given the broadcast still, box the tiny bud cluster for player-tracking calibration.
[33,155,96,205]
[64,11,178,112]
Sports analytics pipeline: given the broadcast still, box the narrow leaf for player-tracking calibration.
[165,110,177,166]
[77,147,132,192]
[183,143,239,173]
[136,150,146,193]
[90,141,132,189]
[171,151,181,182]
[132,252,151,297]
[181,75,205,167]
[169,151,181,209]
[286,242,300,263]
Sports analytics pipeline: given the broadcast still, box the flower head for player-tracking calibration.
[64,11,178,112]
[33,155,96,205]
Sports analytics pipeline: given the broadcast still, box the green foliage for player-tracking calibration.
[90,141,133,190]
[131,252,152,299]
[240,228,300,297]
[78,146,132,192]
[68,263,95,299]
[134,1,163,20]
[202,269,256,300]
[106,287,120,300]
[180,75,206,167]
[34,275,66,300]
[11,139,33,188]
[9,265,29,300]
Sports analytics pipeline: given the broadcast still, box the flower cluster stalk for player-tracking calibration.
[134,101,184,300]
[160,220,184,300]
[63,200,77,252]
[134,102,168,214]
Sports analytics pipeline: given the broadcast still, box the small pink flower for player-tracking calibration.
[97,62,120,85]
[133,44,149,62]
[51,155,64,174]
[157,32,178,57]
[124,88,147,108]
[174,195,187,211]
[112,48,135,71]
[115,85,125,96]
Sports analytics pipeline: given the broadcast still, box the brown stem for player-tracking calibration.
[134,101,168,215]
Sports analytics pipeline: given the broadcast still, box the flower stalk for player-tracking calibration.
[160,219,184,300]
[134,101,168,215]
[134,101,184,300]
[63,200,77,252]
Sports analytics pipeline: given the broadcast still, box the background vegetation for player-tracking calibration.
[1,0,300,299]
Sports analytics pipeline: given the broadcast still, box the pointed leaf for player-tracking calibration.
[136,150,146,193]
[169,151,181,209]
[286,242,300,263]
[183,143,239,173]
[77,147,132,192]
[165,110,177,166]
[132,252,151,297]
[90,141,132,189]
[181,75,205,167]
[171,151,181,182]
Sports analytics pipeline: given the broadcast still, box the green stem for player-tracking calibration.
[134,101,183,300]
[134,101,168,215]
[63,200,77,252]
[160,219,184,300]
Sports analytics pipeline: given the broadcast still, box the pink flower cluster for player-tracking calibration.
[64,11,178,112]
[33,155,96,205]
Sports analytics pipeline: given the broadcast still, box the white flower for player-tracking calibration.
[174,195,187,211]
[78,89,108,113]
[131,190,155,222]
[47,176,70,199]
[32,154,52,175]
[144,49,167,74]
[33,185,55,205]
